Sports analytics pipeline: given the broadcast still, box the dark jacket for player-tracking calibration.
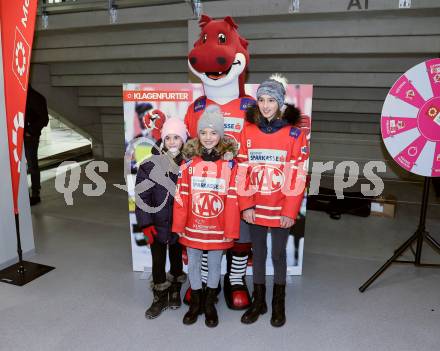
[24,86,49,137]
[135,143,183,244]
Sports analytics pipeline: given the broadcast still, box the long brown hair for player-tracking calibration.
[246,103,301,126]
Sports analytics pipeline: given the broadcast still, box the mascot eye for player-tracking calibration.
[202,34,208,43]
[218,33,226,44]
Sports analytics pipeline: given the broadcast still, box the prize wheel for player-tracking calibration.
[381,58,440,177]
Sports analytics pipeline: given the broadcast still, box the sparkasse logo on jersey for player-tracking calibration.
[224,117,244,132]
[248,149,287,164]
[191,177,226,193]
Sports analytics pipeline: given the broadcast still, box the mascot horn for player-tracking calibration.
[183,14,253,310]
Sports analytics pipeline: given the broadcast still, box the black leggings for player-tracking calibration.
[150,240,183,285]
[249,224,290,285]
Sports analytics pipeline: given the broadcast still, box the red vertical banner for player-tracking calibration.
[0,0,38,214]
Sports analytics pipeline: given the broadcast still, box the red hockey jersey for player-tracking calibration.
[184,96,255,147]
[237,124,309,227]
[172,157,240,250]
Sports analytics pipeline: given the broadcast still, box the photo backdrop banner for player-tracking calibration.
[123,83,313,275]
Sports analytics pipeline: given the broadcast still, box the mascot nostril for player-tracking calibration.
[217,57,227,65]
[190,57,197,65]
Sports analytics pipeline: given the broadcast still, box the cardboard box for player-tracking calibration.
[370,195,396,218]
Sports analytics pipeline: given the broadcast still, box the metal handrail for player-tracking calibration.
[38,0,190,15]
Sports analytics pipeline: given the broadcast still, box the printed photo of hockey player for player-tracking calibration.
[123,83,202,271]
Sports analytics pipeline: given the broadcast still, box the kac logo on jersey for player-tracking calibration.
[250,165,285,193]
[192,192,224,218]
[194,97,207,112]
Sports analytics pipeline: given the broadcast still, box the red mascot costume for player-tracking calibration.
[183,15,253,310]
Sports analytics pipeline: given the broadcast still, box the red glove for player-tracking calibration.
[182,247,188,265]
[142,226,157,245]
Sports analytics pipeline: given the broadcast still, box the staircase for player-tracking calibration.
[31,0,440,180]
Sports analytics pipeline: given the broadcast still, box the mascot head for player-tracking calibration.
[143,109,166,141]
[188,15,249,97]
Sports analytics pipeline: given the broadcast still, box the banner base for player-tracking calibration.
[0,261,55,286]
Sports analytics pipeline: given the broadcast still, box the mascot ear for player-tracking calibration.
[239,37,249,49]
[224,16,238,29]
[199,14,212,28]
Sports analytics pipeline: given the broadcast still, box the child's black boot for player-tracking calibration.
[145,282,170,319]
[204,287,219,328]
[241,284,267,324]
[270,284,286,327]
[183,288,203,325]
[168,272,187,309]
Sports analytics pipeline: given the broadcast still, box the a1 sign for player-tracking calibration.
[12,27,31,90]
[399,0,411,9]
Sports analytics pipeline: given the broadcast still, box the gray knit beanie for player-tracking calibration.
[197,105,224,138]
[256,74,287,108]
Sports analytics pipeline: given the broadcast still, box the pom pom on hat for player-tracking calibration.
[269,73,288,91]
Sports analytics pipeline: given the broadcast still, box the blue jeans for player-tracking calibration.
[187,248,223,289]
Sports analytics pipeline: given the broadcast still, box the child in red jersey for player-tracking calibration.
[184,94,255,311]
[237,74,309,327]
[172,105,240,327]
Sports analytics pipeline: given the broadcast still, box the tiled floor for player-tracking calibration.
[2,159,440,351]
